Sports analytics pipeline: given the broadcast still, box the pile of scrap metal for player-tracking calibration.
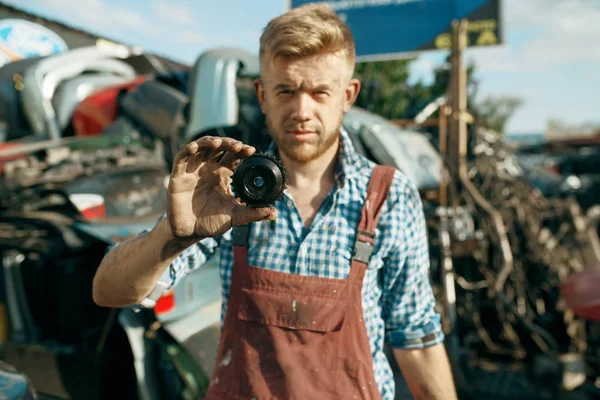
[417,23,600,398]
[431,123,600,399]
[0,46,206,400]
[514,133,600,216]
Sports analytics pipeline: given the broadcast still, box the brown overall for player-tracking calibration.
[205,165,396,400]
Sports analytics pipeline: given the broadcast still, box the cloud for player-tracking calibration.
[20,0,210,46]
[242,30,261,42]
[151,1,195,25]
[407,57,436,85]
[179,32,207,44]
[176,32,242,49]
[6,0,154,36]
[468,0,600,72]
[42,0,70,7]
[112,10,149,31]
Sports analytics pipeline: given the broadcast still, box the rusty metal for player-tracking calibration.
[427,17,600,397]
[451,19,469,180]
[439,104,449,208]
[433,124,600,393]
[392,118,441,128]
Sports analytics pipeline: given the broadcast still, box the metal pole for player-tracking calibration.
[456,19,469,179]
[439,104,448,208]
[449,19,469,208]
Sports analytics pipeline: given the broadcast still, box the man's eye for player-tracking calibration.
[314,91,328,97]
[278,90,293,95]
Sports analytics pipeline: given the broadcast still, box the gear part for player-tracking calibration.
[231,153,287,208]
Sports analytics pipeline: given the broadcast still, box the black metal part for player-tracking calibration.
[231,153,287,208]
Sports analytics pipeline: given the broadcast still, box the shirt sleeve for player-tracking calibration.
[382,178,445,349]
[106,213,223,308]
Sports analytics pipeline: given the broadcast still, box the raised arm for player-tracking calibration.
[92,136,278,308]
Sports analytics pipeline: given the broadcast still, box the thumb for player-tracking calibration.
[231,204,278,226]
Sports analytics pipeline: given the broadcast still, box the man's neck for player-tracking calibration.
[280,138,339,190]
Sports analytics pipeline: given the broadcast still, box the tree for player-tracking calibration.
[353,57,523,134]
[353,59,413,119]
[353,57,476,120]
[545,119,600,139]
[473,96,523,134]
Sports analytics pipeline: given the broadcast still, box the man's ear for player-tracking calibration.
[343,77,361,112]
[254,78,266,113]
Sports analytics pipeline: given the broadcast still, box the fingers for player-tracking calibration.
[172,140,200,175]
[173,137,248,176]
[231,201,278,226]
[207,137,245,160]
[219,144,256,170]
[173,136,221,175]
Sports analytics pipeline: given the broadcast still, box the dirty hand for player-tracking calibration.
[166,136,277,240]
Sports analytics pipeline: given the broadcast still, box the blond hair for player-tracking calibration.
[259,4,356,73]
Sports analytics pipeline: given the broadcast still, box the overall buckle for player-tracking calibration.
[353,239,373,264]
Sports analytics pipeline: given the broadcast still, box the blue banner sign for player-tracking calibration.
[287,0,503,61]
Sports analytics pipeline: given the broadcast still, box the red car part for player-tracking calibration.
[71,76,146,137]
[561,267,600,321]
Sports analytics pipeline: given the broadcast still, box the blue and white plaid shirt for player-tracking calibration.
[151,128,443,399]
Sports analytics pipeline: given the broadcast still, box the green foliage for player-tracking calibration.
[352,57,522,134]
[353,59,413,119]
[474,96,523,133]
[545,119,600,138]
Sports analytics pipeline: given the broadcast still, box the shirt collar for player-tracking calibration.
[266,126,362,189]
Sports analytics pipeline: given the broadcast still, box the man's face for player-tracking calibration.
[255,52,360,163]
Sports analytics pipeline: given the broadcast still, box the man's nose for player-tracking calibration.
[290,93,313,121]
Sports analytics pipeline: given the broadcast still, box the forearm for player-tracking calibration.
[92,217,198,308]
[393,343,457,400]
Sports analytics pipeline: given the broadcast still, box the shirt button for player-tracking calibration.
[287,199,294,207]
[299,246,307,257]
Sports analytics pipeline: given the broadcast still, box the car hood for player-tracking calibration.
[343,107,442,190]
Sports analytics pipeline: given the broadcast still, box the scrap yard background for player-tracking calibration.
[0,1,599,399]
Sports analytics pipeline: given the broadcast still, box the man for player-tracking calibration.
[93,4,457,399]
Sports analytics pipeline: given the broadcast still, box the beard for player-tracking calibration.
[265,115,343,163]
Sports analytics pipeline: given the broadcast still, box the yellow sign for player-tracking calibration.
[434,19,499,49]
[476,29,498,46]
[435,33,452,49]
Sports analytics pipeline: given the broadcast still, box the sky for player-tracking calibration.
[4,0,599,135]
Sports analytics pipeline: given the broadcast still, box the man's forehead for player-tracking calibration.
[263,54,346,86]
[271,76,339,88]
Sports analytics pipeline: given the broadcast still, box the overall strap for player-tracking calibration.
[232,224,251,247]
[231,224,251,300]
[352,165,396,267]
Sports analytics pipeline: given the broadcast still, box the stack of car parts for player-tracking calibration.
[0,134,212,400]
[434,128,600,399]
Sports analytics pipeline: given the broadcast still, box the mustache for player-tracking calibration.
[284,124,319,132]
